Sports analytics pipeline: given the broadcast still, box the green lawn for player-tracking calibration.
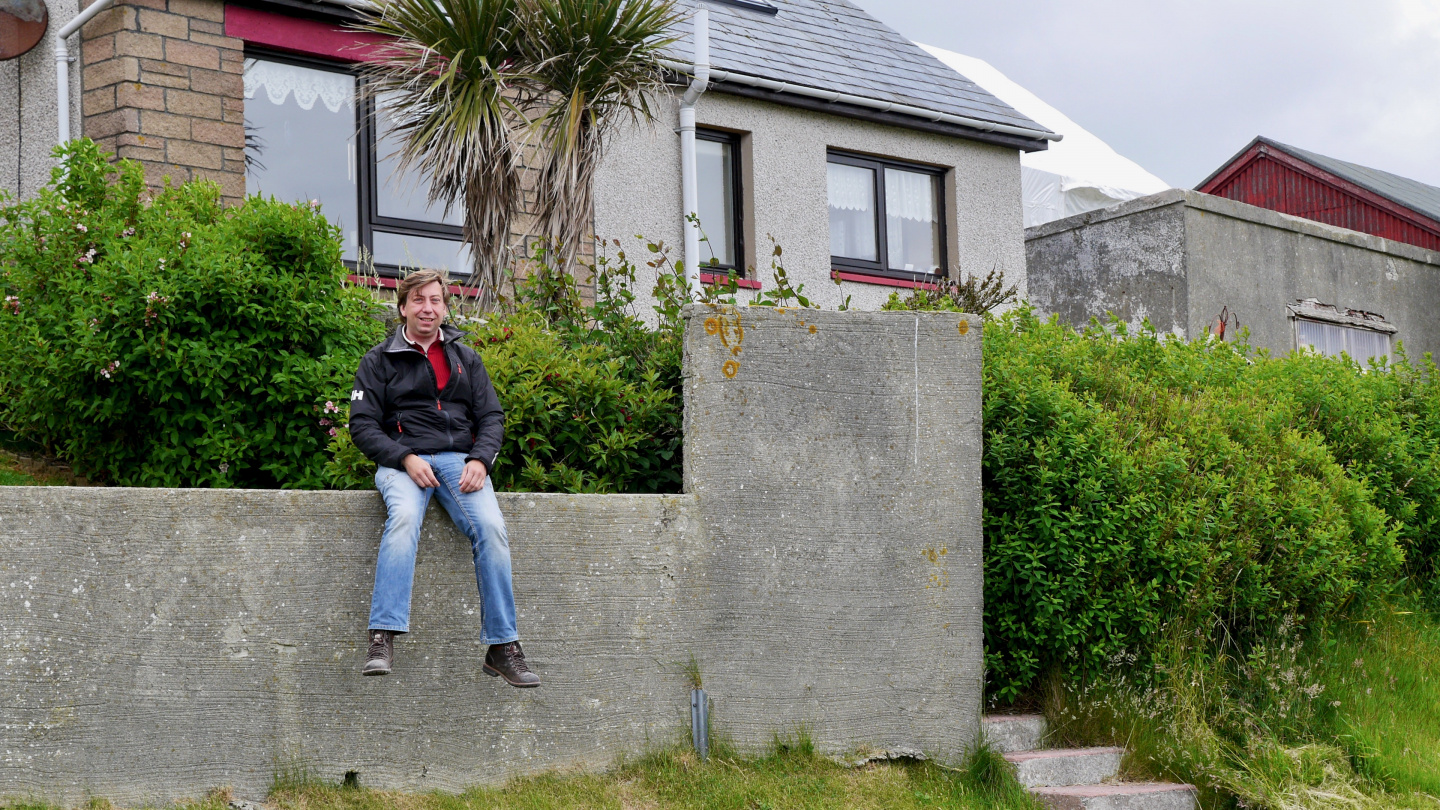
[263,741,1040,810]
[2,741,1040,810]
[0,454,61,486]
[1319,609,1440,799]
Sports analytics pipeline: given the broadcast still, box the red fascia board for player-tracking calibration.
[1195,142,1264,195]
[347,274,481,298]
[831,269,939,290]
[700,272,762,290]
[1201,143,1440,237]
[226,5,390,63]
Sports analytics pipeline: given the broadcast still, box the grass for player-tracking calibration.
[0,454,59,486]
[0,427,62,486]
[1041,608,1440,810]
[1,737,1041,810]
[1318,610,1440,799]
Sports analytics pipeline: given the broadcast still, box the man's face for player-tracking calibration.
[399,280,447,343]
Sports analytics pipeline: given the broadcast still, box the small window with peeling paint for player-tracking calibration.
[1289,299,1394,366]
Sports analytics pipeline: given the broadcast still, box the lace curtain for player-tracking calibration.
[243,58,354,114]
[885,169,936,223]
[828,163,936,224]
[827,163,874,212]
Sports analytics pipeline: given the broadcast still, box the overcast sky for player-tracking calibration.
[851,0,1440,190]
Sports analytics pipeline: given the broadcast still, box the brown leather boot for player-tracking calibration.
[483,641,541,688]
[363,629,394,676]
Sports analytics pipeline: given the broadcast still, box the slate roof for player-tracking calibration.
[1258,137,1440,224]
[664,0,1052,140]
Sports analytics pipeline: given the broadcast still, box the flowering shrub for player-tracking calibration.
[0,140,385,487]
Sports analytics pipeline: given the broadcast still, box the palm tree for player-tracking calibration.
[521,0,679,272]
[357,0,531,309]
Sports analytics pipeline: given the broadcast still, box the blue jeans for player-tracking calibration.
[368,452,519,646]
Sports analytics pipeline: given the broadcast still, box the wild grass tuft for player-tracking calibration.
[1042,607,1440,809]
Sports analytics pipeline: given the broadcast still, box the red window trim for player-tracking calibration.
[700,272,763,290]
[225,5,390,63]
[347,274,482,299]
[831,269,939,291]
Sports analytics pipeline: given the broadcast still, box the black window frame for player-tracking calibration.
[827,149,947,282]
[243,47,467,280]
[695,128,745,275]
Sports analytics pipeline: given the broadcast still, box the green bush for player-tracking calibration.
[324,239,686,493]
[0,140,385,487]
[982,308,1416,702]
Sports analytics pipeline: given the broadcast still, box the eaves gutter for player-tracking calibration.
[660,59,1060,152]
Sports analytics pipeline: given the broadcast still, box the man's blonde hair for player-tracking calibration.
[396,269,450,310]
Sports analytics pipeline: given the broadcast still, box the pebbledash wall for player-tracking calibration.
[595,91,1027,314]
[0,307,983,806]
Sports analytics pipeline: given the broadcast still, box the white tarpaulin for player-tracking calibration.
[920,45,1170,228]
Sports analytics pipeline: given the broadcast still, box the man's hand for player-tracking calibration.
[402,454,440,489]
[459,459,489,493]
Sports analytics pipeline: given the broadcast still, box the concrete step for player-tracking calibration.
[1031,782,1198,810]
[982,714,1047,753]
[1004,746,1124,788]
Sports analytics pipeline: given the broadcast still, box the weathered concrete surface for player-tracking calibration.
[1005,747,1124,789]
[983,714,1046,754]
[1025,196,1188,336]
[1026,189,1440,357]
[1,309,984,805]
[683,305,984,761]
[2,490,702,805]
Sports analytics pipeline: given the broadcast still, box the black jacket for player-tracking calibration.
[349,324,504,472]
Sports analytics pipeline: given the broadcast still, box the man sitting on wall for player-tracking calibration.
[348,269,539,687]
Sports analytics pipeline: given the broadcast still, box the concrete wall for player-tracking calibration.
[1026,189,1440,357]
[594,91,1026,316]
[0,0,82,200]
[0,308,983,806]
[1024,194,1187,336]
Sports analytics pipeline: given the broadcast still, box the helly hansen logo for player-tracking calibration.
[351,390,365,401]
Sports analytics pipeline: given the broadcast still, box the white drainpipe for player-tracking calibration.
[55,0,118,144]
[678,7,710,293]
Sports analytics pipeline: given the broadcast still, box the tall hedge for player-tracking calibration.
[981,308,1440,702]
[0,141,385,487]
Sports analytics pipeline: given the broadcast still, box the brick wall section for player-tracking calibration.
[79,0,245,206]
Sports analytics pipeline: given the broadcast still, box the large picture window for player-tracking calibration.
[695,129,743,273]
[827,151,945,279]
[243,51,469,278]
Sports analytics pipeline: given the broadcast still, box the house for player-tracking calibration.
[1025,188,1440,363]
[0,0,1057,309]
[1199,136,1440,253]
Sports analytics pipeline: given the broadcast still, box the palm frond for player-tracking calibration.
[355,0,532,308]
[522,0,681,270]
